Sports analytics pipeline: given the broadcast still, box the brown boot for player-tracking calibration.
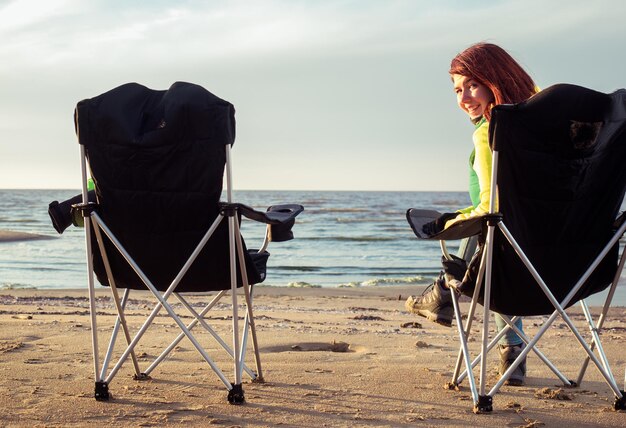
[405,277,453,327]
[499,344,526,386]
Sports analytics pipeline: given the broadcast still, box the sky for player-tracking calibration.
[1,0,625,191]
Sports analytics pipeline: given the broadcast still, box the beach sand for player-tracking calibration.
[0,285,625,427]
[0,230,54,243]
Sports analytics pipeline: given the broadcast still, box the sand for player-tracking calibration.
[0,285,625,427]
[0,230,54,243]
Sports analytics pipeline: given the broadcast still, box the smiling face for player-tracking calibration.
[452,73,494,120]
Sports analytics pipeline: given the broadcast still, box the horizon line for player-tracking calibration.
[0,187,468,193]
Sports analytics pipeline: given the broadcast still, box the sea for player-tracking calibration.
[1,189,625,306]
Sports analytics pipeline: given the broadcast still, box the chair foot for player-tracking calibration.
[95,381,110,401]
[564,379,578,388]
[133,373,152,381]
[228,383,245,405]
[251,375,265,383]
[444,381,459,390]
[473,395,493,414]
[614,391,626,411]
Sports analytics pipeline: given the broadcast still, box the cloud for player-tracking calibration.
[0,0,73,30]
[1,0,625,189]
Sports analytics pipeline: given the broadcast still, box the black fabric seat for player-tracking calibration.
[487,84,625,315]
[76,82,263,292]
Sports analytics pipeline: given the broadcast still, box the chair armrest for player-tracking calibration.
[221,203,304,242]
[406,208,486,240]
[48,190,97,234]
[265,204,304,224]
[265,204,304,242]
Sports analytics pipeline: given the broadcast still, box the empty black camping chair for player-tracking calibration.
[72,82,303,403]
[407,84,626,413]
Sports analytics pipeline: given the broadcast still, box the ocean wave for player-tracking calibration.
[430,198,469,208]
[287,281,322,288]
[380,210,405,215]
[382,226,413,232]
[274,266,322,272]
[306,208,371,214]
[334,217,397,223]
[1,282,38,290]
[271,266,441,277]
[337,275,428,287]
[299,236,398,242]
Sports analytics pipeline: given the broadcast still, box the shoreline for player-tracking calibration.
[1,286,625,427]
[2,283,625,307]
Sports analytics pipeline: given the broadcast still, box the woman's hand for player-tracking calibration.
[421,212,459,236]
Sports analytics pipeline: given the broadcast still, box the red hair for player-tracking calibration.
[449,43,536,121]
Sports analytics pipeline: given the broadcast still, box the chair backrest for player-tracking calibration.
[486,84,626,315]
[75,82,261,292]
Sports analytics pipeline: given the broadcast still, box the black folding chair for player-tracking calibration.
[407,84,626,413]
[72,82,303,403]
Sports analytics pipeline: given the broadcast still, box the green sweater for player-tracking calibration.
[446,117,494,227]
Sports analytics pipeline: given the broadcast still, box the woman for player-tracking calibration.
[406,42,538,386]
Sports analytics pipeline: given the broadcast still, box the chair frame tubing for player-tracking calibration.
[448,149,626,413]
[79,143,262,403]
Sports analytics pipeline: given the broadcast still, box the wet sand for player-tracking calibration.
[0,230,54,242]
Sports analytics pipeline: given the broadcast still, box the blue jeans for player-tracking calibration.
[457,237,524,347]
[494,314,523,346]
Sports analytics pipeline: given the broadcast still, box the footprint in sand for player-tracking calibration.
[264,341,366,353]
[291,341,350,352]
[0,341,24,353]
[534,387,573,400]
